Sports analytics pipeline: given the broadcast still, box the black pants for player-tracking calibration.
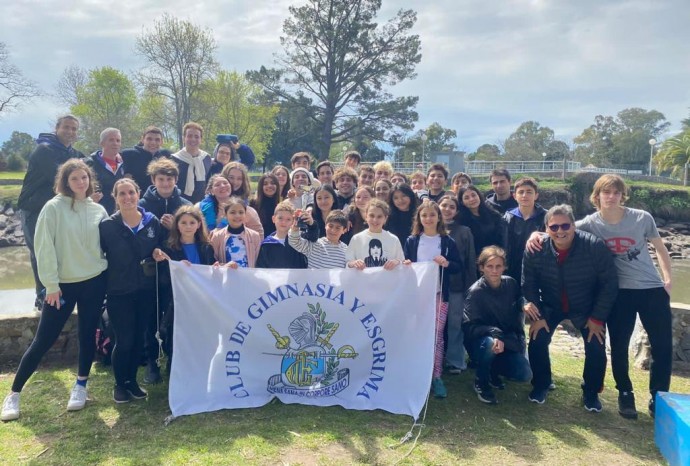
[108,289,155,387]
[20,209,43,297]
[12,273,106,392]
[608,287,672,395]
[528,309,607,393]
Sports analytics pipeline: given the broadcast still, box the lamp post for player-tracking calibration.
[411,151,416,172]
[421,132,428,170]
[648,138,657,177]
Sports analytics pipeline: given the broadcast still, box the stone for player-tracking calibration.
[632,320,651,370]
[5,207,14,216]
[655,218,667,227]
[0,214,7,229]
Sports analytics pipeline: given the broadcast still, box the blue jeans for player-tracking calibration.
[528,310,607,393]
[471,336,532,387]
[445,291,466,369]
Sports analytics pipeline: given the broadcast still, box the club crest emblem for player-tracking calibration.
[266,303,357,397]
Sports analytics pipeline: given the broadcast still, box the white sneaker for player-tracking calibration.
[67,384,87,411]
[1,392,20,421]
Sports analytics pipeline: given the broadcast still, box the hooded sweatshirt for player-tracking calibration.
[34,194,108,294]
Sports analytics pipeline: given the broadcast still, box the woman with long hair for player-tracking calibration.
[342,186,375,245]
[458,185,507,256]
[250,173,281,237]
[198,174,233,230]
[311,184,337,237]
[219,161,264,236]
[386,183,418,246]
[2,160,108,421]
[271,165,291,199]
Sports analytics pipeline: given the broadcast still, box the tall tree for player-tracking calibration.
[266,97,322,169]
[249,0,421,160]
[0,42,40,116]
[574,108,670,168]
[1,131,34,161]
[70,66,138,152]
[393,122,457,163]
[55,65,87,107]
[468,143,502,161]
[195,71,278,159]
[135,14,219,146]
[656,126,690,178]
[504,121,557,160]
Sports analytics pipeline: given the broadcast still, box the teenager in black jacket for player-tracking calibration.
[463,246,532,405]
[100,178,165,404]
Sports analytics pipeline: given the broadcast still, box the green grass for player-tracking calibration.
[0,185,21,205]
[0,171,26,180]
[1,349,686,465]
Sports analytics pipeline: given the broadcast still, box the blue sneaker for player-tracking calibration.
[432,378,447,399]
[583,391,602,413]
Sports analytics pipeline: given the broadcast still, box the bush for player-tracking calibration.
[6,153,25,171]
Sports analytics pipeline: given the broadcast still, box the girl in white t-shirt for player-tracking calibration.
[403,201,461,399]
[346,199,404,270]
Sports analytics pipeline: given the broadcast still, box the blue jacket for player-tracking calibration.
[99,208,165,295]
[403,234,462,302]
[503,205,546,283]
[256,234,307,269]
[86,151,126,215]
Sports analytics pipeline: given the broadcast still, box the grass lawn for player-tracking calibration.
[0,171,26,180]
[0,185,21,205]
[1,348,686,465]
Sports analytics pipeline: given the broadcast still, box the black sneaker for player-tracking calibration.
[125,382,148,400]
[583,391,602,413]
[618,391,638,420]
[649,397,656,418]
[474,379,497,405]
[528,387,548,404]
[113,385,131,404]
[143,364,162,385]
[489,375,505,390]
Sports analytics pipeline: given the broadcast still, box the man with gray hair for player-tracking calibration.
[521,204,618,412]
[18,114,84,309]
[85,128,125,214]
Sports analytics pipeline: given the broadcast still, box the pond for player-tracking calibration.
[1,246,690,312]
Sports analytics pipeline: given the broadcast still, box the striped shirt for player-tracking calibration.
[288,230,347,269]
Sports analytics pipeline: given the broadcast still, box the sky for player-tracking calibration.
[1,0,689,153]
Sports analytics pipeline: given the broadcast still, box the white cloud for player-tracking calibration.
[1,0,689,151]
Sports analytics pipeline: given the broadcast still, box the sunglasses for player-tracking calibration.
[548,223,572,232]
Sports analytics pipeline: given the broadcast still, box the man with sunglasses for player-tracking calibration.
[521,204,618,412]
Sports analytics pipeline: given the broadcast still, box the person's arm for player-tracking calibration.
[34,203,60,295]
[463,287,504,342]
[649,236,673,294]
[520,249,543,321]
[288,227,313,255]
[444,237,462,274]
[463,229,477,286]
[245,206,264,238]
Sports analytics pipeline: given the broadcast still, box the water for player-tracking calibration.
[1,246,690,312]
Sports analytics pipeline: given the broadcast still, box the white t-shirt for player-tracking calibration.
[418,234,441,262]
[346,229,404,267]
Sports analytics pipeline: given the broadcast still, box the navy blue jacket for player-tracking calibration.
[522,230,618,328]
[86,151,126,215]
[121,145,171,193]
[503,205,546,283]
[18,133,84,213]
[256,234,308,269]
[99,208,165,295]
[403,234,462,302]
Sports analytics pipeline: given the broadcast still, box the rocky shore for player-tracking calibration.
[0,204,24,247]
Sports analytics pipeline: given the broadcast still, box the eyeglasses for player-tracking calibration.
[547,223,572,232]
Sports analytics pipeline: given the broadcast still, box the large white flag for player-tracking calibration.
[168,261,437,420]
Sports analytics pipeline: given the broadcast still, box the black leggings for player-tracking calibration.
[12,273,106,392]
[108,289,156,387]
[607,287,672,395]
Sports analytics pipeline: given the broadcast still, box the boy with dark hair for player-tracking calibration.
[426,163,449,202]
[288,210,349,268]
[291,151,312,170]
[121,126,171,193]
[139,158,191,233]
[503,177,546,284]
[344,151,361,170]
[487,168,517,213]
[316,160,335,187]
[256,201,309,269]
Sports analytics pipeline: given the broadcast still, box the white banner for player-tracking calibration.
[168,261,437,420]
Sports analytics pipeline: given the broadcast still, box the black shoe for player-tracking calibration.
[474,379,497,405]
[618,391,638,420]
[489,375,505,390]
[583,391,602,413]
[528,387,548,404]
[143,364,162,385]
[649,397,656,418]
[125,382,148,400]
[113,385,131,404]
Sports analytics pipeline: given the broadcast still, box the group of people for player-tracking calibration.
[1,115,673,424]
